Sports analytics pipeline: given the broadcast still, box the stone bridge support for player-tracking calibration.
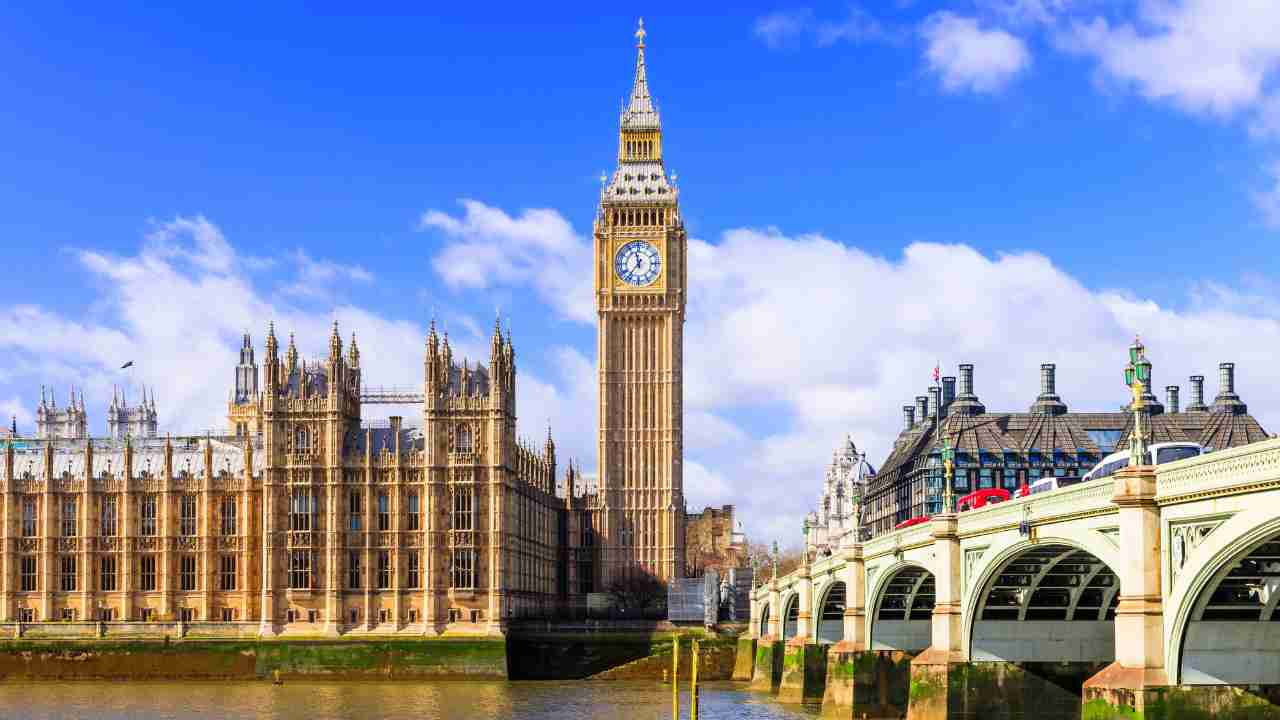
[778,562,826,703]
[907,513,963,720]
[1082,465,1169,718]
[823,542,889,718]
[750,580,783,693]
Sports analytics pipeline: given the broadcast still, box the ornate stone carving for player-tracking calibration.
[1170,518,1226,581]
[963,547,987,592]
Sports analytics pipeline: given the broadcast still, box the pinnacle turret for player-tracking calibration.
[348,332,360,368]
[621,18,659,130]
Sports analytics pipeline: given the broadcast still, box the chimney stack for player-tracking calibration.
[941,376,956,417]
[928,386,941,421]
[1187,375,1207,412]
[1031,363,1068,415]
[1165,385,1179,414]
[1212,362,1247,414]
[903,405,916,431]
[949,363,987,416]
[915,396,928,425]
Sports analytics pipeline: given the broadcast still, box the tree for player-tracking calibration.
[605,571,666,615]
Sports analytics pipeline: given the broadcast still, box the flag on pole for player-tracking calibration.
[120,361,134,369]
[932,363,940,383]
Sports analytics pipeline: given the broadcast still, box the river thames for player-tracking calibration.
[0,681,820,719]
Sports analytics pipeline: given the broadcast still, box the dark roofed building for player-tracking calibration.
[863,361,1269,537]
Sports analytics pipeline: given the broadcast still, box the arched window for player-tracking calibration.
[295,426,310,452]
[456,426,473,453]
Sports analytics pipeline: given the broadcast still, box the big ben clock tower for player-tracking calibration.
[595,19,687,584]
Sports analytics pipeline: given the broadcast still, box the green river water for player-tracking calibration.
[0,681,822,719]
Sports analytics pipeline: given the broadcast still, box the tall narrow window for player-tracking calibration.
[140,555,157,591]
[141,495,158,536]
[456,426,473,453]
[21,497,36,537]
[406,492,420,531]
[288,550,311,589]
[219,555,237,591]
[349,490,362,531]
[61,497,77,537]
[407,550,420,589]
[451,548,475,589]
[100,556,117,592]
[377,550,390,589]
[179,555,197,591]
[100,496,118,537]
[289,488,313,532]
[220,495,237,536]
[20,556,37,592]
[60,556,76,592]
[452,487,473,531]
[377,493,390,532]
[180,495,197,536]
[348,550,362,589]
[294,426,310,452]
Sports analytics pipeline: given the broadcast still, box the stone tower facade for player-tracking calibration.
[106,386,158,440]
[594,20,687,584]
[35,387,87,440]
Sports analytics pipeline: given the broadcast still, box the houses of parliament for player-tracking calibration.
[0,23,736,634]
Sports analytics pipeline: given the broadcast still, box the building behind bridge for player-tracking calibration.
[863,360,1270,537]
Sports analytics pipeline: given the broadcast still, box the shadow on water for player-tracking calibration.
[0,680,820,720]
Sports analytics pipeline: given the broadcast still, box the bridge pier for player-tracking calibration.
[1082,465,1170,719]
[909,513,963,720]
[750,579,784,692]
[732,636,756,681]
[779,563,826,702]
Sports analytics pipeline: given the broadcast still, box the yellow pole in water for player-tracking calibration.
[672,634,679,719]
[690,638,700,720]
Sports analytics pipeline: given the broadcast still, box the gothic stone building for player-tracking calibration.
[0,23,709,632]
[863,360,1270,537]
[1,320,599,633]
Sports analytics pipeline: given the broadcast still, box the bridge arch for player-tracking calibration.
[816,580,846,644]
[963,537,1120,663]
[1166,510,1280,684]
[868,561,935,652]
[781,592,800,641]
[759,601,772,639]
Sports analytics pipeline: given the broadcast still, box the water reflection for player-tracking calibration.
[0,681,819,719]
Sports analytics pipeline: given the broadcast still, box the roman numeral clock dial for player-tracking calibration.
[614,240,661,286]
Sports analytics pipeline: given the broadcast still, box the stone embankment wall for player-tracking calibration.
[507,629,736,681]
[0,639,508,681]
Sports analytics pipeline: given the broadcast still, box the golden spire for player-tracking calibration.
[635,17,646,48]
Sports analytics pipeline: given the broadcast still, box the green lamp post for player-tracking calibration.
[1124,336,1151,467]
[941,439,956,514]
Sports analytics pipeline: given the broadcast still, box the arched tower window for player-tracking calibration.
[456,426,473,453]
[295,426,310,452]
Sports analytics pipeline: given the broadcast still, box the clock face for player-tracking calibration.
[614,240,662,287]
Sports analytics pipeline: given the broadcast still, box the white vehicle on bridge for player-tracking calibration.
[1077,441,1205,485]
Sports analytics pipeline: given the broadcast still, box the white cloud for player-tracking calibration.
[1063,1,1280,118]
[753,7,889,49]
[419,204,1280,546]
[0,216,571,450]
[421,200,593,323]
[1254,161,1280,229]
[920,12,1032,93]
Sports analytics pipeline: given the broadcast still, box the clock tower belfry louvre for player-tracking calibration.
[594,20,687,585]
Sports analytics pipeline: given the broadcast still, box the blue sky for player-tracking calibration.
[3,1,1280,543]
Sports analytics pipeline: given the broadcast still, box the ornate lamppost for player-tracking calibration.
[941,438,956,514]
[1124,336,1152,467]
[770,540,779,581]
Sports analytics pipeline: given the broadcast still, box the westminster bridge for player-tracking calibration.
[743,435,1280,719]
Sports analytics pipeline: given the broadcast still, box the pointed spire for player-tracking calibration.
[621,18,660,129]
[348,332,360,368]
[265,321,278,357]
[329,319,343,360]
[286,332,299,370]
